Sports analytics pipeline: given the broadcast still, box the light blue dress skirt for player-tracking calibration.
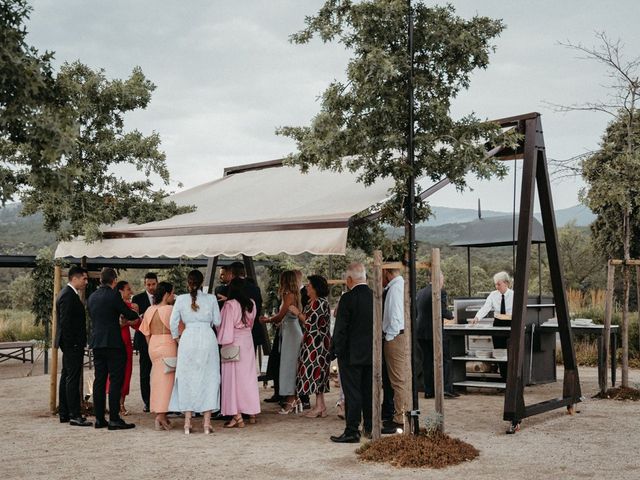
[169,322,220,412]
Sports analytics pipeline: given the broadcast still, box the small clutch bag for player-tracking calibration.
[163,357,177,373]
[220,345,240,363]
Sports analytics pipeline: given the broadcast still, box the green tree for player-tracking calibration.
[557,223,606,291]
[278,0,518,228]
[8,273,33,310]
[1,1,191,241]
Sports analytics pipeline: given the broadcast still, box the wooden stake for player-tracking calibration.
[371,251,383,441]
[431,248,444,432]
[602,260,615,394]
[403,261,413,435]
[50,265,62,414]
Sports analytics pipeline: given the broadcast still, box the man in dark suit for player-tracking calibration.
[132,272,157,412]
[55,266,92,426]
[416,272,457,398]
[330,263,373,443]
[88,268,140,430]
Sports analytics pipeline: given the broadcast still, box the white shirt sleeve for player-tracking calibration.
[382,277,405,341]
[475,291,497,320]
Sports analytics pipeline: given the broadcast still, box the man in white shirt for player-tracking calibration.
[381,267,409,433]
[472,271,514,380]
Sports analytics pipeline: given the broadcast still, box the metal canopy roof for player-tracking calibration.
[450,215,545,248]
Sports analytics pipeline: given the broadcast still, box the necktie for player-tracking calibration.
[500,294,506,315]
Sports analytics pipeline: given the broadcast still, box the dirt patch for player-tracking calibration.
[593,386,640,401]
[357,431,479,468]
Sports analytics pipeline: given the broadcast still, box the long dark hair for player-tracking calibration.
[227,277,253,325]
[154,281,174,305]
[187,270,204,312]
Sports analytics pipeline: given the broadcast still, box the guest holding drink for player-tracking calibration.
[289,275,331,418]
[261,271,303,414]
[218,278,260,428]
[138,281,177,430]
[169,270,221,435]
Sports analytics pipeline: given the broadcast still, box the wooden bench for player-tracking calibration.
[0,341,36,364]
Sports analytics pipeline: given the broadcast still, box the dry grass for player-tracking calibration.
[0,309,44,342]
[357,431,479,469]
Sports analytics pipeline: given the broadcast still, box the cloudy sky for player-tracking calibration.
[26,0,640,213]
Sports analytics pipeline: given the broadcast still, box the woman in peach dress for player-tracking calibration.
[139,281,177,430]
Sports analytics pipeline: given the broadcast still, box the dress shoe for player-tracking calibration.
[142,405,150,413]
[94,418,108,429]
[212,412,230,421]
[330,432,360,443]
[59,416,70,423]
[107,419,135,430]
[444,391,459,399]
[264,395,282,403]
[381,422,403,434]
[70,417,93,427]
[362,430,372,440]
[302,401,311,410]
[424,393,434,399]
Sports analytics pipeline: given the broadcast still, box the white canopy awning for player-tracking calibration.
[54,162,394,258]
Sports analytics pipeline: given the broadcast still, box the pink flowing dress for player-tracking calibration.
[218,300,260,416]
[139,305,178,414]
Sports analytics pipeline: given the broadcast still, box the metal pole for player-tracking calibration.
[405,0,420,435]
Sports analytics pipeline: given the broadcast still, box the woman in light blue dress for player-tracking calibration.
[169,270,221,434]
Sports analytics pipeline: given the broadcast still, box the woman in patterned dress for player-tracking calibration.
[289,275,331,418]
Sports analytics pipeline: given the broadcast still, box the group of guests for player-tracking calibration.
[56,264,264,433]
[55,258,515,440]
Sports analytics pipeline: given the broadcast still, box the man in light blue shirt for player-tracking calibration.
[381,268,409,433]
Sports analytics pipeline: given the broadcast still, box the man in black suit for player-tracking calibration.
[330,262,373,443]
[132,272,157,412]
[55,266,92,426]
[416,272,457,398]
[88,268,140,430]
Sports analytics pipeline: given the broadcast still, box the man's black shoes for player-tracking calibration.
[264,395,281,403]
[94,418,108,429]
[69,417,92,427]
[330,432,360,443]
[444,391,460,398]
[59,416,70,423]
[142,404,150,413]
[381,421,403,434]
[107,419,135,430]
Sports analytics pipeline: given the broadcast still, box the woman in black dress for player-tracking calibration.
[289,274,331,418]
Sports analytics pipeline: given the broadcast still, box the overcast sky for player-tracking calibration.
[26,0,640,213]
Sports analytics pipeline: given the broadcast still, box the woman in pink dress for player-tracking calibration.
[138,281,177,430]
[218,277,260,428]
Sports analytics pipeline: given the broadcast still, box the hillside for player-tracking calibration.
[0,204,56,255]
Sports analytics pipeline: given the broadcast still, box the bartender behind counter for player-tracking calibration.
[471,271,514,380]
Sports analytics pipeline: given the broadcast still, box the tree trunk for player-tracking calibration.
[621,208,631,387]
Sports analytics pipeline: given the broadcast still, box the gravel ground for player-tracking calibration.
[1,350,639,480]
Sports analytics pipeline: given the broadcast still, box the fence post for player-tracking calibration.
[431,248,444,432]
[371,251,383,440]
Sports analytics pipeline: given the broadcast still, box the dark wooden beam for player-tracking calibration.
[223,158,285,177]
[503,116,538,423]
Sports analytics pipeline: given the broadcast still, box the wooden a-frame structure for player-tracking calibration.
[499,112,581,424]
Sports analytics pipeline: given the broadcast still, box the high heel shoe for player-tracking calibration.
[155,419,172,431]
[203,424,214,435]
[304,408,327,418]
[278,400,300,415]
[184,422,192,435]
[248,415,257,424]
[223,416,245,428]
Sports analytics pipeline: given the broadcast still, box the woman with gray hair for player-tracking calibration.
[471,271,513,381]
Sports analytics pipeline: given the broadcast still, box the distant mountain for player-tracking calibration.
[424,204,595,228]
[0,203,56,255]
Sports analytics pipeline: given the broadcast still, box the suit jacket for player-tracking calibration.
[332,284,373,366]
[132,291,152,350]
[416,285,453,340]
[88,285,139,350]
[54,285,87,349]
